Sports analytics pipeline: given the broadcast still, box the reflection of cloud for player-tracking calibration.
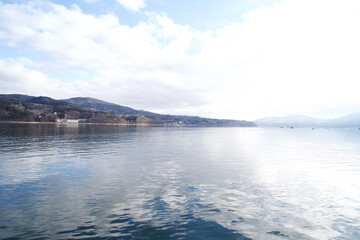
[106,200,251,240]
[0,124,99,186]
[1,127,359,239]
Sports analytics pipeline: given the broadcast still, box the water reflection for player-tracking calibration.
[0,124,360,239]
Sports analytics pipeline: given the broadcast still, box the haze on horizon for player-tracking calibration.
[0,0,359,121]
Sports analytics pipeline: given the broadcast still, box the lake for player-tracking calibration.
[0,123,359,239]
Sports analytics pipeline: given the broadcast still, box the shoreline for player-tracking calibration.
[0,120,164,126]
[0,121,257,127]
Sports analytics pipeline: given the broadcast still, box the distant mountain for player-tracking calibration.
[0,94,256,127]
[255,114,360,128]
[325,113,360,128]
[63,97,256,127]
[255,115,326,127]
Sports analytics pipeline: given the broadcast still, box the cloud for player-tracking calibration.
[191,0,360,118]
[0,59,61,97]
[0,1,209,111]
[0,0,360,119]
[116,0,146,12]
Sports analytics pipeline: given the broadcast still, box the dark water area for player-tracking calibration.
[0,123,360,239]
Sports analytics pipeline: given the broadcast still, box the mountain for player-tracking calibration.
[64,97,139,115]
[0,94,71,106]
[63,97,256,127]
[0,94,161,124]
[255,115,326,127]
[255,114,360,128]
[325,113,360,128]
[0,94,256,127]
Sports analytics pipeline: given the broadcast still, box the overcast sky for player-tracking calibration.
[0,0,359,120]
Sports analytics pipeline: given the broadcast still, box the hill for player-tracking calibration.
[64,97,139,115]
[0,94,71,106]
[0,95,162,125]
[0,94,256,127]
[63,97,256,127]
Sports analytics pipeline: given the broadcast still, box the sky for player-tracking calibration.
[0,0,360,121]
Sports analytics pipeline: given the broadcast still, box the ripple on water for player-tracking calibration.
[1,125,360,239]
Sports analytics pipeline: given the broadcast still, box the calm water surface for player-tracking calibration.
[0,123,360,239]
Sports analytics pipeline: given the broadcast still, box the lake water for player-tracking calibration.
[0,123,360,240]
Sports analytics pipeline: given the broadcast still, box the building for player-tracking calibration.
[56,119,80,123]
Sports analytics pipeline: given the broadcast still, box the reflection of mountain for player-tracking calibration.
[0,94,256,127]
[255,114,360,128]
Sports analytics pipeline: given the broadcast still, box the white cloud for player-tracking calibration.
[0,0,360,120]
[0,59,61,97]
[0,1,209,110]
[116,0,146,12]
[190,0,360,119]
